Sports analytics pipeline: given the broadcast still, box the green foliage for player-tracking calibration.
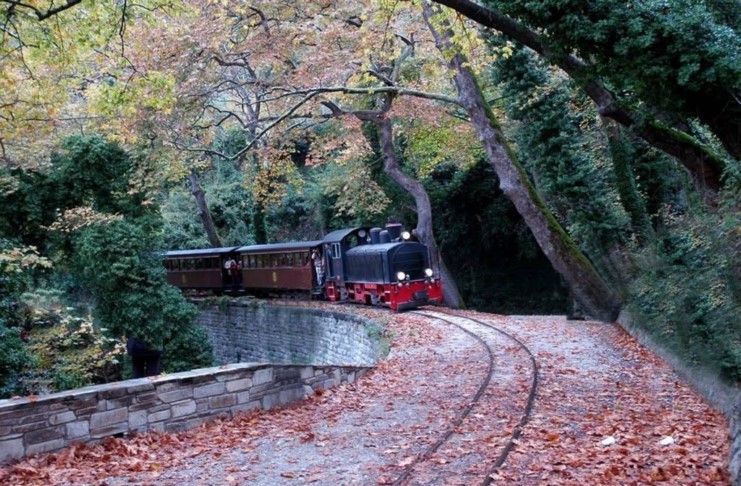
[0,240,51,397]
[22,307,126,394]
[428,160,569,313]
[487,0,740,117]
[159,187,212,249]
[0,167,64,251]
[161,324,214,373]
[266,182,325,242]
[0,135,152,255]
[310,160,394,231]
[0,323,33,397]
[491,44,631,259]
[72,219,194,345]
[628,210,741,381]
[48,135,149,217]
[71,216,213,373]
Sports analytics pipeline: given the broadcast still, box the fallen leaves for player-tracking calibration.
[0,305,731,485]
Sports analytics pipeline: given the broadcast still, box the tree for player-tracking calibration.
[0,1,182,166]
[422,2,621,321]
[490,41,633,258]
[187,170,222,247]
[72,218,212,372]
[430,0,739,195]
[0,242,50,395]
[361,113,465,308]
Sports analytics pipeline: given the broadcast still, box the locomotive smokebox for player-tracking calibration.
[385,223,402,241]
[370,227,382,244]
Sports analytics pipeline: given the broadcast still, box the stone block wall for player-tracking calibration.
[197,302,383,366]
[0,363,369,465]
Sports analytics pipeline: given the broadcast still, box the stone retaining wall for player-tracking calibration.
[0,303,385,465]
[196,301,384,366]
[0,363,369,465]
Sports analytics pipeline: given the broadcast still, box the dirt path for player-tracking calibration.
[0,306,731,485]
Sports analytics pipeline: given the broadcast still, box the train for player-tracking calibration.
[163,224,444,311]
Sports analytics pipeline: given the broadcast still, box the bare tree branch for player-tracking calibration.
[1,0,83,21]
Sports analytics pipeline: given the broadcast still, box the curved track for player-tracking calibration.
[391,309,539,486]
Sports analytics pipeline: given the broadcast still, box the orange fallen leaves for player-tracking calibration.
[0,307,731,485]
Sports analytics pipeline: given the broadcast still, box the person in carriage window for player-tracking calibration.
[234,258,242,285]
[224,255,236,285]
[311,249,325,287]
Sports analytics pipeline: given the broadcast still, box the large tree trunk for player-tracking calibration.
[424,3,621,321]
[359,114,465,309]
[187,170,222,248]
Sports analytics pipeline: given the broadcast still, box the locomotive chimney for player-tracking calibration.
[385,223,402,241]
[370,227,382,244]
[379,230,391,243]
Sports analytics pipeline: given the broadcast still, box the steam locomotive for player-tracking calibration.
[163,224,443,311]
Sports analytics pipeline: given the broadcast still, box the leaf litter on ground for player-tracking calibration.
[0,304,731,485]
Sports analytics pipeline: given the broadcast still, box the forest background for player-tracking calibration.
[0,0,738,400]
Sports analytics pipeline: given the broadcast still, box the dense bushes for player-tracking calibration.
[0,136,213,398]
[0,242,49,396]
[628,212,741,381]
[72,218,213,372]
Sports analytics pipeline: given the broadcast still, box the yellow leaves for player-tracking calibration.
[45,206,123,234]
[403,117,481,176]
[89,71,177,118]
[249,154,302,207]
[320,158,390,218]
[0,245,53,273]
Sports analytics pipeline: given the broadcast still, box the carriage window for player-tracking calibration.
[331,243,341,259]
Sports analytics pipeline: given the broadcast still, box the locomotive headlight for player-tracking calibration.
[396,271,407,281]
[424,268,434,277]
[401,231,411,240]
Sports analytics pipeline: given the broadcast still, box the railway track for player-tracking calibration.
[390,309,539,486]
